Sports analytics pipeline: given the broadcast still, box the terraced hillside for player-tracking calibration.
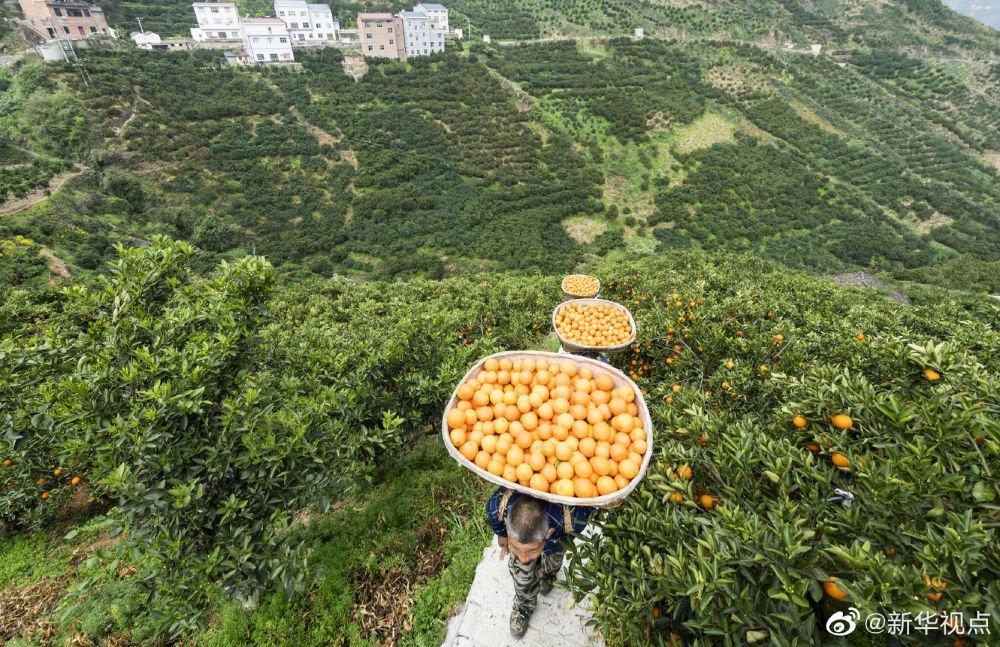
[3,33,1000,291]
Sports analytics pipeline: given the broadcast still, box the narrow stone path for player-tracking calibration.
[0,169,82,217]
[442,529,604,647]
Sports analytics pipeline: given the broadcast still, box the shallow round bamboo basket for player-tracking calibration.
[552,299,637,354]
[561,274,601,301]
[441,350,653,507]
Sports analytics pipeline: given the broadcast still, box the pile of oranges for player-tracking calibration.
[446,356,648,499]
[554,302,633,348]
[562,274,600,297]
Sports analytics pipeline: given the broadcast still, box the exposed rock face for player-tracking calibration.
[821,271,909,305]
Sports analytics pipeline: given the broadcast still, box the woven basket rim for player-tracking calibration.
[442,350,653,507]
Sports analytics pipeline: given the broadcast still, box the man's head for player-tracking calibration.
[505,497,555,563]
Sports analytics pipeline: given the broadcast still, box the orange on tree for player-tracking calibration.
[698,494,718,509]
[2,459,11,467]
[823,577,848,600]
[831,453,849,468]
[830,414,853,429]
[925,368,941,381]
[793,415,807,428]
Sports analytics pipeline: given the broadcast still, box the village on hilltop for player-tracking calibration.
[11,0,455,67]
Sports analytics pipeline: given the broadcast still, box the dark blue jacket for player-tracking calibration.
[485,487,594,555]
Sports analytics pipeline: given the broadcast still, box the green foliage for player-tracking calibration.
[563,253,1000,647]
[24,90,93,160]
[0,236,48,287]
[0,237,397,638]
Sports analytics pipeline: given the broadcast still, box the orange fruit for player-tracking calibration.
[2,459,11,467]
[460,441,478,461]
[574,459,593,479]
[447,409,466,430]
[506,446,525,467]
[830,414,853,429]
[631,439,647,455]
[475,451,491,469]
[831,453,849,468]
[540,463,557,483]
[596,475,617,495]
[449,428,466,447]
[806,443,820,452]
[487,460,504,476]
[41,491,50,499]
[823,578,848,600]
[698,494,718,509]
[595,373,614,392]
[574,478,596,498]
[674,464,692,480]
[552,478,575,497]
[529,473,549,492]
[669,492,683,502]
[614,474,629,490]
[925,368,941,381]
[556,461,575,480]
[502,464,517,482]
[515,463,533,482]
[591,456,611,476]
[528,452,546,472]
[793,416,807,428]
[927,591,942,602]
[71,477,81,486]
[619,459,639,480]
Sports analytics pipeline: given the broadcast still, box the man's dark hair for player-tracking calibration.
[506,497,548,545]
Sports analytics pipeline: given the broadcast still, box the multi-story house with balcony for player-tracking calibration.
[398,9,444,57]
[190,1,241,41]
[357,12,404,59]
[414,3,447,32]
[274,0,339,42]
[18,0,110,39]
[241,17,295,63]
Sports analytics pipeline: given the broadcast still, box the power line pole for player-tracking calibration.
[135,17,144,47]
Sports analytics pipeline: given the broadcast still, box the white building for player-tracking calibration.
[191,1,241,41]
[414,3,447,31]
[274,0,339,42]
[398,9,444,57]
[130,30,161,49]
[241,17,295,64]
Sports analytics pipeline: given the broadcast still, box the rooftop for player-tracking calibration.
[192,2,237,5]
[307,3,331,10]
[242,17,285,23]
[416,3,447,10]
[358,12,393,19]
[399,11,427,18]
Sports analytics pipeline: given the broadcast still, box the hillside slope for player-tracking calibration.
[2,242,998,646]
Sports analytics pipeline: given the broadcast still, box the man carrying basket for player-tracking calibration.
[485,487,595,639]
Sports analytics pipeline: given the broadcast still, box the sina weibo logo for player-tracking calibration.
[826,608,860,636]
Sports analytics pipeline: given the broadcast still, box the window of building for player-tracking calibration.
[300,11,306,15]
[364,22,370,28]
[63,25,70,33]
[388,39,393,44]
[302,22,309,27]
[365,32,371,39]
[270,53,278,61]
[53,7,62,15]
[279,10,284,15]
[83,9,90,16]
[367,45,372,50]
[387,27,392,33]
[376,21,381,27]
[283,52,291,59]
[258,54,265,60]
[280,36,287,42]
[90,25,96,32]
[67,8,83,17]
[211,6,219,12]
[252,37,259,42]
[379,44,384,49]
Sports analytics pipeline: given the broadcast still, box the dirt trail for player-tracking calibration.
[39,247,71,283]
[0,170,82,217]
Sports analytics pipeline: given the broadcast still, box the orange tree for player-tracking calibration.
[564,254,1000,646]
[0,237,400,637]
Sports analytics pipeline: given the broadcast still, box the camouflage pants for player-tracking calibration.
[508,551,563,615]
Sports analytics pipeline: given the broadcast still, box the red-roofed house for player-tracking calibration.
[358,11,404,60]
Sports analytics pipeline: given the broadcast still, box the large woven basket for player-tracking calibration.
[441,350,653,507]
[552,299,637,354]
[561,274,601,301]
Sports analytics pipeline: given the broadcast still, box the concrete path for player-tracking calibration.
[442,529,605,647]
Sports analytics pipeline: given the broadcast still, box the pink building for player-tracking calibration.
[18,0,110,39]
[358,12,404,60]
